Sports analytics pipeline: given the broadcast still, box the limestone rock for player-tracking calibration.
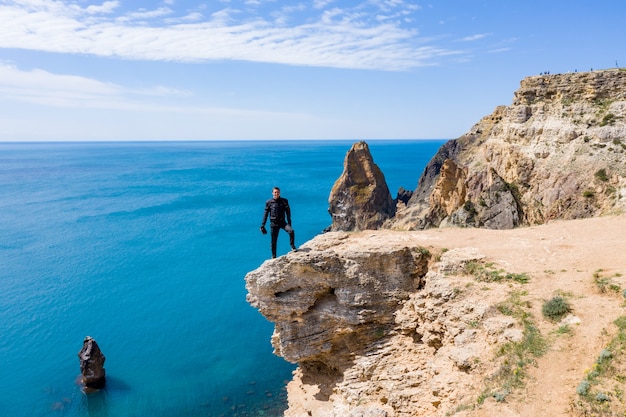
[328,141,395,231]
[245,230,528,416]
[245,231,429,369]
[390,69,626,230]
[78,336,106,390]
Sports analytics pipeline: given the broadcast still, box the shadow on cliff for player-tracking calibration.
[297,331,395,402]
[300,361,341,401]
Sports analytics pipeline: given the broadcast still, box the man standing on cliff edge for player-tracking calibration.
[261,186,297,258]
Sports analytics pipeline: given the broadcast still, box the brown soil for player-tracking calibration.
[405,214,626,416]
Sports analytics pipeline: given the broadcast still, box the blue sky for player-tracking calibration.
[0,1,624,141]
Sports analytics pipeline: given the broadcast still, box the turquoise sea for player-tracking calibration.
[0,140,446,417]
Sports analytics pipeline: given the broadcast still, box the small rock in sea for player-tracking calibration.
[77,336,106,391]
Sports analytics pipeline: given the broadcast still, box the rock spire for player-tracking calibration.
[328,141,395,231]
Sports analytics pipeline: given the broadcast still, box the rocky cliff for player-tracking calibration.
[246,216,626,417]
[245,70,626,417]
[246,234,428,370]
[246,232,497,417]
[390,69,626,230]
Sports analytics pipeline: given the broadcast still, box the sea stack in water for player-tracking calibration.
[78,336,106,390]
[328,141,395,231]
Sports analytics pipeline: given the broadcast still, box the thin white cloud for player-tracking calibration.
[0,58,329,141]
[459,33,489,42]
[0,0,463,70]
[116,7,173,23]
[85,1,119,15]
[164,11,204,24]
[369,0,405,13]
[313,0,334,9]
[0,62,316,125]
[488,47,511,54]
[486,37,518,54]
[0,62,189,109]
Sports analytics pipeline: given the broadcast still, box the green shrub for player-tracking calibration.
[463,200,477,217]
[594,270,623,294]
[577,380,590,396]
[614,316,626,330]
[493,391,508,402]
[542,296,571,321]
[556,324,572,335]
[600,113,616,126]
[594,168,609,182]
[476,291,547,408]
[464,261,529,284]
[573,314,626,415]
[597,349,613,363]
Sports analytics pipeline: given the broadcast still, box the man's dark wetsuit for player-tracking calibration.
[261,196,295,258]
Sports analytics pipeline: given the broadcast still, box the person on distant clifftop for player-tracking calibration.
[261,187,296,258]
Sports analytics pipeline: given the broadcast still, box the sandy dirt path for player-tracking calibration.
[410,214,626,416]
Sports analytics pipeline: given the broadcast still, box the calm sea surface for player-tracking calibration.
[0,140,446,417]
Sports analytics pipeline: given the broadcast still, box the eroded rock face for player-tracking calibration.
[245,232,429,369]
[328,141,395,231]
[390,69,626,230]
[245,231,532,417]
[78,336,106,390]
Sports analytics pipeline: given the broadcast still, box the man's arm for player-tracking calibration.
[260,201,269,234]
[261,201,269,226]
[284,198,292,225]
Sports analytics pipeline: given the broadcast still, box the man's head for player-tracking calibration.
[272,187,281,199]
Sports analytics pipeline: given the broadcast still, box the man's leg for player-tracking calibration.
[270,225,279,258]
[284,224,296,251]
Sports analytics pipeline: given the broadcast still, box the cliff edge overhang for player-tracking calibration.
[245,232,429,368]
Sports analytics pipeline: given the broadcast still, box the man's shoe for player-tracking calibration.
[291,246,298,252]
